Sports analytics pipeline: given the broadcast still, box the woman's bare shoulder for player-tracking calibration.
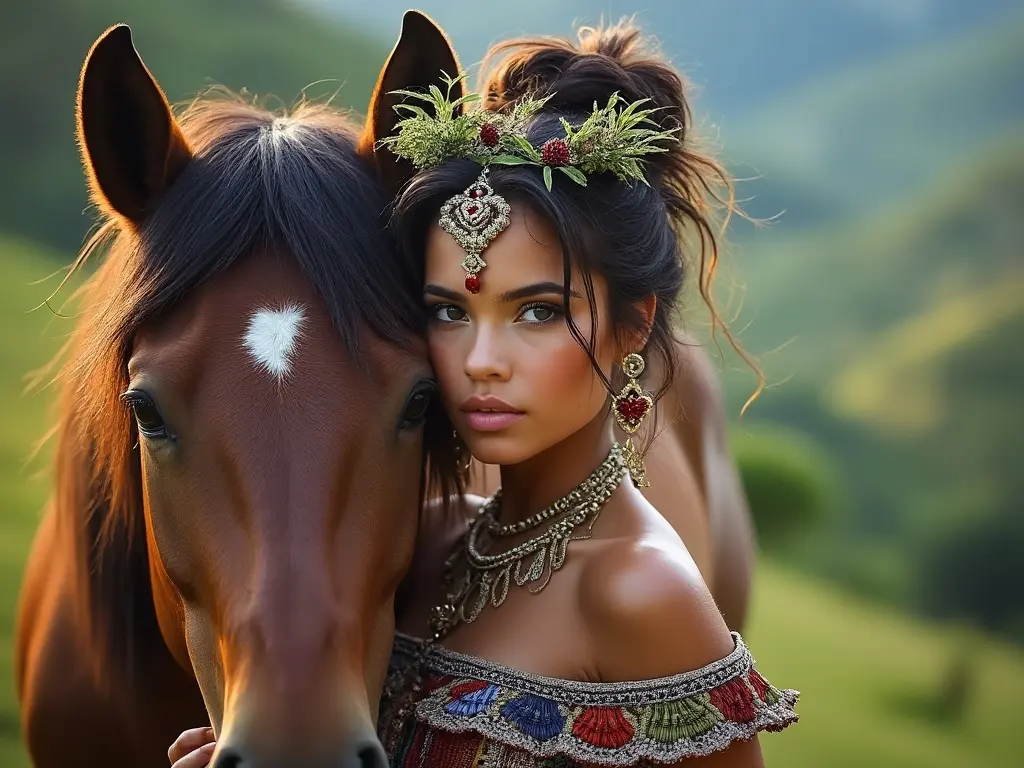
[579,533,734,681]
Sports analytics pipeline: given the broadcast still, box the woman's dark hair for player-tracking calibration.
[395,20,761,471]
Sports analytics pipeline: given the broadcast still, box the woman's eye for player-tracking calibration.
[518,304,560,324]
[122,392,169,439]
[432,304,467,323]
[399,383,436,429]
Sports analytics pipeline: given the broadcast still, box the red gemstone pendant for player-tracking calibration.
[616,396,649,421]
[465,275,481,293]
[612,384,652,434]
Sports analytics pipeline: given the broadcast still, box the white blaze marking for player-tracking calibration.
[243,304,306,381]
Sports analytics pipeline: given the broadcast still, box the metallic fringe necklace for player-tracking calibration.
[431,443,628,637]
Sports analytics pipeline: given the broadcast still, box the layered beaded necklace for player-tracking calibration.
[381,443,627,748]
[431,443,627,636]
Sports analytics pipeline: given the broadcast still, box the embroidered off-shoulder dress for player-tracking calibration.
[381,631,799,767]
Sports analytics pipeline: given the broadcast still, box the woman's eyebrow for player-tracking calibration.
[496,282,581,302]
[423,284,463,301]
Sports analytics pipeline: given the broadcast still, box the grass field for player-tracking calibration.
[1,238,1022,766]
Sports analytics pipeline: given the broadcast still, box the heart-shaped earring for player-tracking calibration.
[438,168,511,294]
[612,352,652,487]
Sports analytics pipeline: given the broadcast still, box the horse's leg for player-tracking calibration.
[17,508,208,767]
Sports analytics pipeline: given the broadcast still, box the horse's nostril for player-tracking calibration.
[356,738,388,768]
[211,748,243,768]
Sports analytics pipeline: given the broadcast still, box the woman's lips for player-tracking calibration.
[460,395,525,432]
[463,411,525,431]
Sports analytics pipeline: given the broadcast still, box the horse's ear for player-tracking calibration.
[77,25,192,224]
[360,10,462,195]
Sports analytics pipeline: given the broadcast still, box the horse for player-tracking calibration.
[14,15,463,767]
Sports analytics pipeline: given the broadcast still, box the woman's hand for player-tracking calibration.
[168,727,216,767]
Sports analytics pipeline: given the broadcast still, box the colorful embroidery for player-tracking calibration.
[639,695,722,742]
[448,681,501,716]
[571,707,635,749]
[384,631,799,766]
[501,694,566,741]
[708,676,756,723]
[749,668,782,706]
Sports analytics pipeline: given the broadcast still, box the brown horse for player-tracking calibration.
[14,16,462,768]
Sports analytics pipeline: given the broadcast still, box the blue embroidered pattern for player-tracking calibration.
[445,683,500,716]
[500,694,566,741]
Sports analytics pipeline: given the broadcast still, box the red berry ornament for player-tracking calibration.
[541,138,570,167]
[479,123,500,147]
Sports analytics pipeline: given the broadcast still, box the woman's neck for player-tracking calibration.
[495,412,615,526]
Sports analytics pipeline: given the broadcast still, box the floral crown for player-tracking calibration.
[379,72,679,293]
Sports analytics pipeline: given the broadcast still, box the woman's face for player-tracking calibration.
[423,206,620,466]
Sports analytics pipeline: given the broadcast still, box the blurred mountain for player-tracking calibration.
[731,15,1024,228]
[0,0,388,252]
[736,133,1024,387]
[305,0,1018,116]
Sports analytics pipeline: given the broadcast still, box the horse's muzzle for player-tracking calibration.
[211,733,388,768]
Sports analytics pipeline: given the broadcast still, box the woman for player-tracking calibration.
[170,20,797,768]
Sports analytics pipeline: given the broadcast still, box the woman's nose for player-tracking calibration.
[463,325,511,381]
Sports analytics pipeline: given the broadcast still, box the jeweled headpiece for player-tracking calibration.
[378,73,679,293]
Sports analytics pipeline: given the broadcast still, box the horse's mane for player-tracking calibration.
[46,92,425,687]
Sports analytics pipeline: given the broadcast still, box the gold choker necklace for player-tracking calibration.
[430,443,626,639]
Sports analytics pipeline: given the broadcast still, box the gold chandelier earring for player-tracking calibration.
[612,352,653,488]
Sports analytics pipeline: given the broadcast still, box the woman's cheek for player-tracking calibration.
[523,335,605,424]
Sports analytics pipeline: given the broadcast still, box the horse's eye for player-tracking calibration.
[400,382,436,429]
[122,391,169,439]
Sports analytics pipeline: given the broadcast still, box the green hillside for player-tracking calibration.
[728,14,1024,228]
[1,0,387,253]
[734,133,1024,384]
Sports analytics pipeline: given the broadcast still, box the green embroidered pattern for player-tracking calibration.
[761,683,782,706]
[639,694,723,742]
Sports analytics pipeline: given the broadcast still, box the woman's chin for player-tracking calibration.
[464,433,535,467]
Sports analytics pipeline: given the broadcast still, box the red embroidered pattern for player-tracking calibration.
[571,707,635,749]
[748,669,772,702]
[708,677,756,723]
